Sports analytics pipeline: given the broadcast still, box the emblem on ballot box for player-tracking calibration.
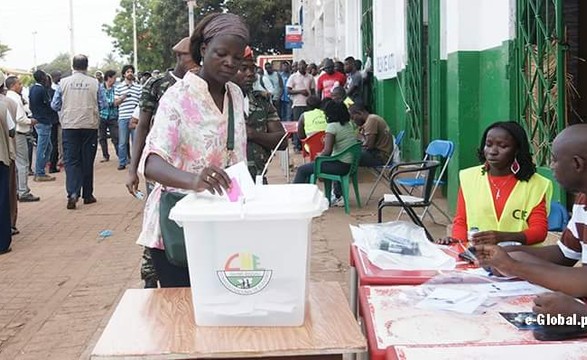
[217,252,272,295]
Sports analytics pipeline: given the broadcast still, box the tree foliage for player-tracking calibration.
[37,53,73,77]
[0,42,10,60]
[103,0,291,71]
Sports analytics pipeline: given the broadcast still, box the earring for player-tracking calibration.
[511,158,520,174]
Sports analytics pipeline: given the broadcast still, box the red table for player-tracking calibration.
[360,284,587,360]
[387,343,587,360]
[349,243,474,316]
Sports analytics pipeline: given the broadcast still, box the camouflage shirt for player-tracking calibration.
[246,90,281,178]
[139,71,178,120]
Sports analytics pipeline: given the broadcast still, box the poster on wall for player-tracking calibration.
[373,0,405,80]
[285,25,303,49]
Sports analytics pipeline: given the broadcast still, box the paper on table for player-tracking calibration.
[349,225,456,271]
[464,267,516,281]
[416,288,488,314]
[473,281,550,297]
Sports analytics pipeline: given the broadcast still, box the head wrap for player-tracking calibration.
[243,46,254,59]
[202,13,250,44]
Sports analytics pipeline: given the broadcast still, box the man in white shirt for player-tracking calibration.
[287,60,315,152]
[4,76,40,202]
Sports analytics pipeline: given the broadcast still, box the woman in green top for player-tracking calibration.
[293,99,357,204]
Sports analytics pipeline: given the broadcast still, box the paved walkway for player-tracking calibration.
[0,150,450,359]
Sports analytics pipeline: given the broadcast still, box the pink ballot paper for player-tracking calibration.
[226,177,243,202]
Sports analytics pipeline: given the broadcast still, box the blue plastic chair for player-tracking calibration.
[365,130,406,205]
[548,201,569,232]
[395,140,454,224]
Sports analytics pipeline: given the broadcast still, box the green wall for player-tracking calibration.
[372,73,407,141]
[445,41,513,213]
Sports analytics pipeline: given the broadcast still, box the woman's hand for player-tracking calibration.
[471,230,504,245]
[192,166,231,195]
[435,237,457,245]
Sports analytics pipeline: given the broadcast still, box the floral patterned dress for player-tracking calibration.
[137,71,247,249]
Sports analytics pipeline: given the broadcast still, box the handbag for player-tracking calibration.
[158,89,235,267]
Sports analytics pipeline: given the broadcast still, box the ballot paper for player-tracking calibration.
[464,267,516,281]
[416,288,488,314]
[474,281,550,298]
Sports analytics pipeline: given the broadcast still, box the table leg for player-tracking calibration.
[349,266,358,318]
[286,147,290,183]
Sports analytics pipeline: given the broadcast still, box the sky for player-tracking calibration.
[0,0,122,71]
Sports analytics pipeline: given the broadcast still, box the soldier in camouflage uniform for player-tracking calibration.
[234,47,287,181]
[124,37,197,289]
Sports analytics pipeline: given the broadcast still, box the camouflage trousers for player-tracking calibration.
[140,247,159,281]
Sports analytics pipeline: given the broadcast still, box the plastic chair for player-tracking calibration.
[310,142,362,214]
[377,160,441,241]
[395,139,454,224]
[365,130,405,205]
[301,131,326,162]
[548,201,569,232]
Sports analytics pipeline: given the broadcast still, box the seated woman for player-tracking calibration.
[293,100,357,206]
[297,95,327,140]
[438,121,552,246]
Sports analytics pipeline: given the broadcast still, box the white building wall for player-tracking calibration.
[291,0,361,64]
[443,0,515,58]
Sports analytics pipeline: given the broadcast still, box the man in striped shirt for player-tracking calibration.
[114,65,142,170]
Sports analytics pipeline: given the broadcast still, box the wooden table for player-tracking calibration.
[91,282,365,359]
[360,284,587,360]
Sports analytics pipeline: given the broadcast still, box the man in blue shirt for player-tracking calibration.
[29,70,58,182]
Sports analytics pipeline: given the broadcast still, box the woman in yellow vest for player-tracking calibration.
[438,121,552,246]
[297,95,327,140]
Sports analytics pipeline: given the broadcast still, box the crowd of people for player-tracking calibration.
[2,11,587,329]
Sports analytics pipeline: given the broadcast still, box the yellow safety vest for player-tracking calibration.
[460,165,553,233]
[303,109,327,135]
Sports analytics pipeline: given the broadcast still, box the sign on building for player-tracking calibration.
[285,25,303,49]
[373,0,406,79]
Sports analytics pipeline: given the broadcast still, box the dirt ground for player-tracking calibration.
[0,146,454,359]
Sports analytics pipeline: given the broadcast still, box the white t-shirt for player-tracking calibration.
[286,71,315,107]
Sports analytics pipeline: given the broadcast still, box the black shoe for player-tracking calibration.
[48,168,59,173]
[0,247,12,255]
[67,196,78,210]
[117,165,126,170]
[18,193,40,202]
[83,196,97,205]
[100,156,110,163]
[144,279,159,289]
[11,227,19,235]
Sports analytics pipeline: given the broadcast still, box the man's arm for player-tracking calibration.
[297,114,307,139]
[126,108,152,194]
[50,86,63,112]
[248,120,287,151]
[476,245,587,297]
[114,85,128,107]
